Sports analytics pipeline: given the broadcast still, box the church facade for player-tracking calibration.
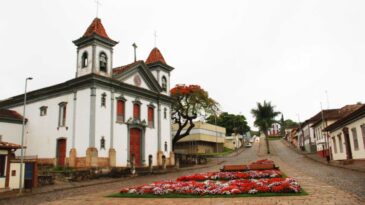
[0,18,175,168]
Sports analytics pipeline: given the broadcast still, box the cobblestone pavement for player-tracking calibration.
[2,138,364,205]
[270,139,365,201]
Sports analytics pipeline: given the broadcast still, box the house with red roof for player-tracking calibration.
[0,18,175,169]
[324,104,365,161]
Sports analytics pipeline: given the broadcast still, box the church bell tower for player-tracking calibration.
[73,18,118,78]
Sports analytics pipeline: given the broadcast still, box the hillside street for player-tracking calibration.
[3,137,364,205]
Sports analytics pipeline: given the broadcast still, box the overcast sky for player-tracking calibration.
[1,0,364,128]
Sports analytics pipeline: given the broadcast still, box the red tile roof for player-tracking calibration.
[146,47,166,64]
[83,18,111,40]
[312,104,363,127]
[324,104,365,132]
[0,109,24,122]
[0,141,22,150]
[112,60,143,75]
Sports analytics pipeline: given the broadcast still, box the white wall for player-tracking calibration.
[9,162,24,190]
[94,88,111,157]
[160,104,171,156]
[123,73,150,90]
[74,88,91,157]
[11,93,75,159]
[330,116,365,160]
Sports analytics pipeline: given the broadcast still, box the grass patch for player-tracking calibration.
[51,166,74,173]
[108,189,308,198]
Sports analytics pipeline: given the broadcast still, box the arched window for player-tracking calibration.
[164,141,168,152]
[161,76,167,92]
[81,52,88,68]
[99,52,107,72]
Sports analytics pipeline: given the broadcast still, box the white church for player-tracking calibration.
[0,18,175,168]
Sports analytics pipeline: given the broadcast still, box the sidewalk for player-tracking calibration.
[0,156,226,201]
[281,139,365,173]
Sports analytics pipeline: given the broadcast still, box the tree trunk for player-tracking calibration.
[264,131,270,154]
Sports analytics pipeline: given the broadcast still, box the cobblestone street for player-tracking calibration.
[2,138,364,205]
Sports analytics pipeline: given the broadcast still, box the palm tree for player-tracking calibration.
[251,101,280,154]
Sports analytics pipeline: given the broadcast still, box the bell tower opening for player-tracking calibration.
[73,18,118,78]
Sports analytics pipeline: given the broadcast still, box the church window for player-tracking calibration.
[58,102,67,127]
[101,93,106,107]
[164,141,168,152]
[163,108,167,119]
[148,106,154,128]
[161,76,167,92]
[116,100,125,122]
[100,136,106,150]
[82,52,88,68]
[99,52,107,72]
[133,103,140,120]
[40,106,48,116]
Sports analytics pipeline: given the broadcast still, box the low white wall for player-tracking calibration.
[9,162,25,190]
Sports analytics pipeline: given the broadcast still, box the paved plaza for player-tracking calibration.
[2,138,364,205]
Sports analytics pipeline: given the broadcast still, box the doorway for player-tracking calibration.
[342,128,353,160]
[129,128,141,166]
[56,138,66,166]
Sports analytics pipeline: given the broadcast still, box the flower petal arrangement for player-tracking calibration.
[118,159,302,197]
[120,178,301,195]
[176,170,281,181]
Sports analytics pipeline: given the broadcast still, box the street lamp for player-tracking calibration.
[19,77,32,194]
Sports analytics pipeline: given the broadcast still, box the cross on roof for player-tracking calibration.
[95,0,102,18]
[154,31,158,47]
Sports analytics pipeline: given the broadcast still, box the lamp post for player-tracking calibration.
[19,77,32,194]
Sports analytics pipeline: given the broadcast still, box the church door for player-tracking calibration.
[56,138,66,166]
[130,128,141,166]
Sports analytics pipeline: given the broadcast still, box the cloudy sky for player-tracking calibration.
[1,0,364,128]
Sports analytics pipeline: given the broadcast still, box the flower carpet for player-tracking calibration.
[114,159,304,198]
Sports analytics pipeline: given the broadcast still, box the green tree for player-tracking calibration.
[280,114,285,136]
[251,101,280,154]
[171,84,219,149]
[283,119,299,128]
[206,112,250,136]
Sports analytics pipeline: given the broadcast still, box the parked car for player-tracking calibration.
[245,143,252,148]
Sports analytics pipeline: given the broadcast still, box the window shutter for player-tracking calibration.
[62,105,67,126]
[117,100,124,122]
[133,104,140,119]
[148,107,153,126]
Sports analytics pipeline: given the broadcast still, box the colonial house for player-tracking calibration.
[268,123,281,137]
[324,104,365,161]
[311,104,363,158]
[286,127,299,149]
[0,18,175,168]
